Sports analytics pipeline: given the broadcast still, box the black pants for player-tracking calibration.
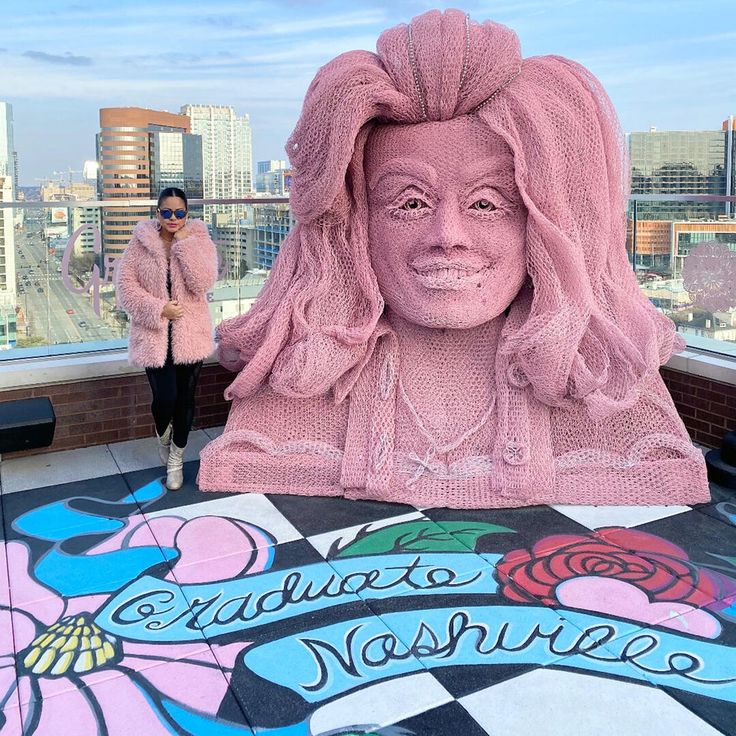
[145,347,202,448]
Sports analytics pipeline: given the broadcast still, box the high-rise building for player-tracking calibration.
[629,118,736,221]
[180,105,253,222]
[726,116,735,218]
[70,206,102,255]
[12,152,19,194]
[255,160,291,195]
[0,176,16,298]
[627,117,736,274]
[257,160,286,175]
[252,204,293,269]
[212,211,253,280]
[0,103,17,200]
[97,107,203,258]
[149,131,203,201]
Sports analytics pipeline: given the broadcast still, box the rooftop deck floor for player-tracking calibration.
[1,431,735,735]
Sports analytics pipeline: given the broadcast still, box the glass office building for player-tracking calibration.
[629,122,736,221]
[149,129,204,219]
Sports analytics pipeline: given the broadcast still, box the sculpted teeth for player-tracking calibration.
[413,265,479,278]
[412,263,488,290]
[424,267,474,279]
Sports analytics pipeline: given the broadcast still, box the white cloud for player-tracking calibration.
[6,0,735,181]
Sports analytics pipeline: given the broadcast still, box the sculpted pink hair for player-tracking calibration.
[218,9,679,419]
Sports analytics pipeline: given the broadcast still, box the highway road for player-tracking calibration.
[15,214,125,348]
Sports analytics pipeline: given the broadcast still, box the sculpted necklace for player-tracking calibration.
[397,375,496,486]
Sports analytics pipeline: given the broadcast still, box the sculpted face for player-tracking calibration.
[365,116,527,329]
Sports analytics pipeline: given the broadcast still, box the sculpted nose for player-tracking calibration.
[431,199,468,252]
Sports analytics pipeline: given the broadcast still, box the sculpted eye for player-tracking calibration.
[401,198,428,211]
[471,198,496,212]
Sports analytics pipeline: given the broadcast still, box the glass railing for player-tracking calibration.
[0,197,289,360]
[627,194,736,357]
[0,194,735,361]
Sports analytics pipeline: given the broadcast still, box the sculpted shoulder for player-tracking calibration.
[228,384,349,446]
[198,383,350,494]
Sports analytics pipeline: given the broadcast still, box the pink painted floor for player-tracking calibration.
[1,434,735,735]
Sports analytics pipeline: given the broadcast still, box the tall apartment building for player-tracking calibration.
[256,160,291,195]
[0,104,17,313]
[0,176,16,297]
[0,175,17,350]
[257,160,286,175]
[180,105,253,222]
[255,159,286,190]
[97,108,203,258]
[0,103,17,199]
[629,118,736,221]
[12,153,19,189]
[212,210,254,280]
[69,206,102,255]
[253,204,293,269]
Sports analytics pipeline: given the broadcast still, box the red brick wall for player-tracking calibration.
[0,364,233,457]
[661,367,736,448]
[1,365,733,457]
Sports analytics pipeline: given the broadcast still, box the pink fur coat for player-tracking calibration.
[116,219,217,368]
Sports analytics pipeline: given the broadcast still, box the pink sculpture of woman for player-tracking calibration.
[199,10,710,508]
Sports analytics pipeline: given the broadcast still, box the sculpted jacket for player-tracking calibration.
[199,291,710,509]
[116,219,217,368]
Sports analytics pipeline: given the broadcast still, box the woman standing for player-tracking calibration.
[117,187,218,490]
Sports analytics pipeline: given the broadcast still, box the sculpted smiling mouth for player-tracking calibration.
[410,256,491,290]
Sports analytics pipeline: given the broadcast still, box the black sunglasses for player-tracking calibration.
[159,208,187,220]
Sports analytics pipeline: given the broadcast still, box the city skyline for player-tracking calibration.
[2,0,736,185]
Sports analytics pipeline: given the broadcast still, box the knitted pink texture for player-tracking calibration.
[199,9,709,507]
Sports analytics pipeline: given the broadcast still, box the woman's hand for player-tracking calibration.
[162,300,184,320]
[173,223,190,241]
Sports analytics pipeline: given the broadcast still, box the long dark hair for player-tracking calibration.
[157,187,188,209]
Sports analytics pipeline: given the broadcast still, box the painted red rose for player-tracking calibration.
[495,528,720,607]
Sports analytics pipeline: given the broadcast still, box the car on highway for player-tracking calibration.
[78,321,87,327]
[37,287,44,293]
[66,309,75,315]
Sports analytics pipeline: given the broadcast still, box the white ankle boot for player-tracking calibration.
[156,423,172,466]
[166,442,185,491]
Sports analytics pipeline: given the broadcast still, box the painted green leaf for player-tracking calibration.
[709,554,736,568]
[331,519,514,558]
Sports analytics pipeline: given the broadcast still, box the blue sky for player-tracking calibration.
[2,0,735,185]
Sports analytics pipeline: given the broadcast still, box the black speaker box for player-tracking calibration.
[0,397,56,454]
